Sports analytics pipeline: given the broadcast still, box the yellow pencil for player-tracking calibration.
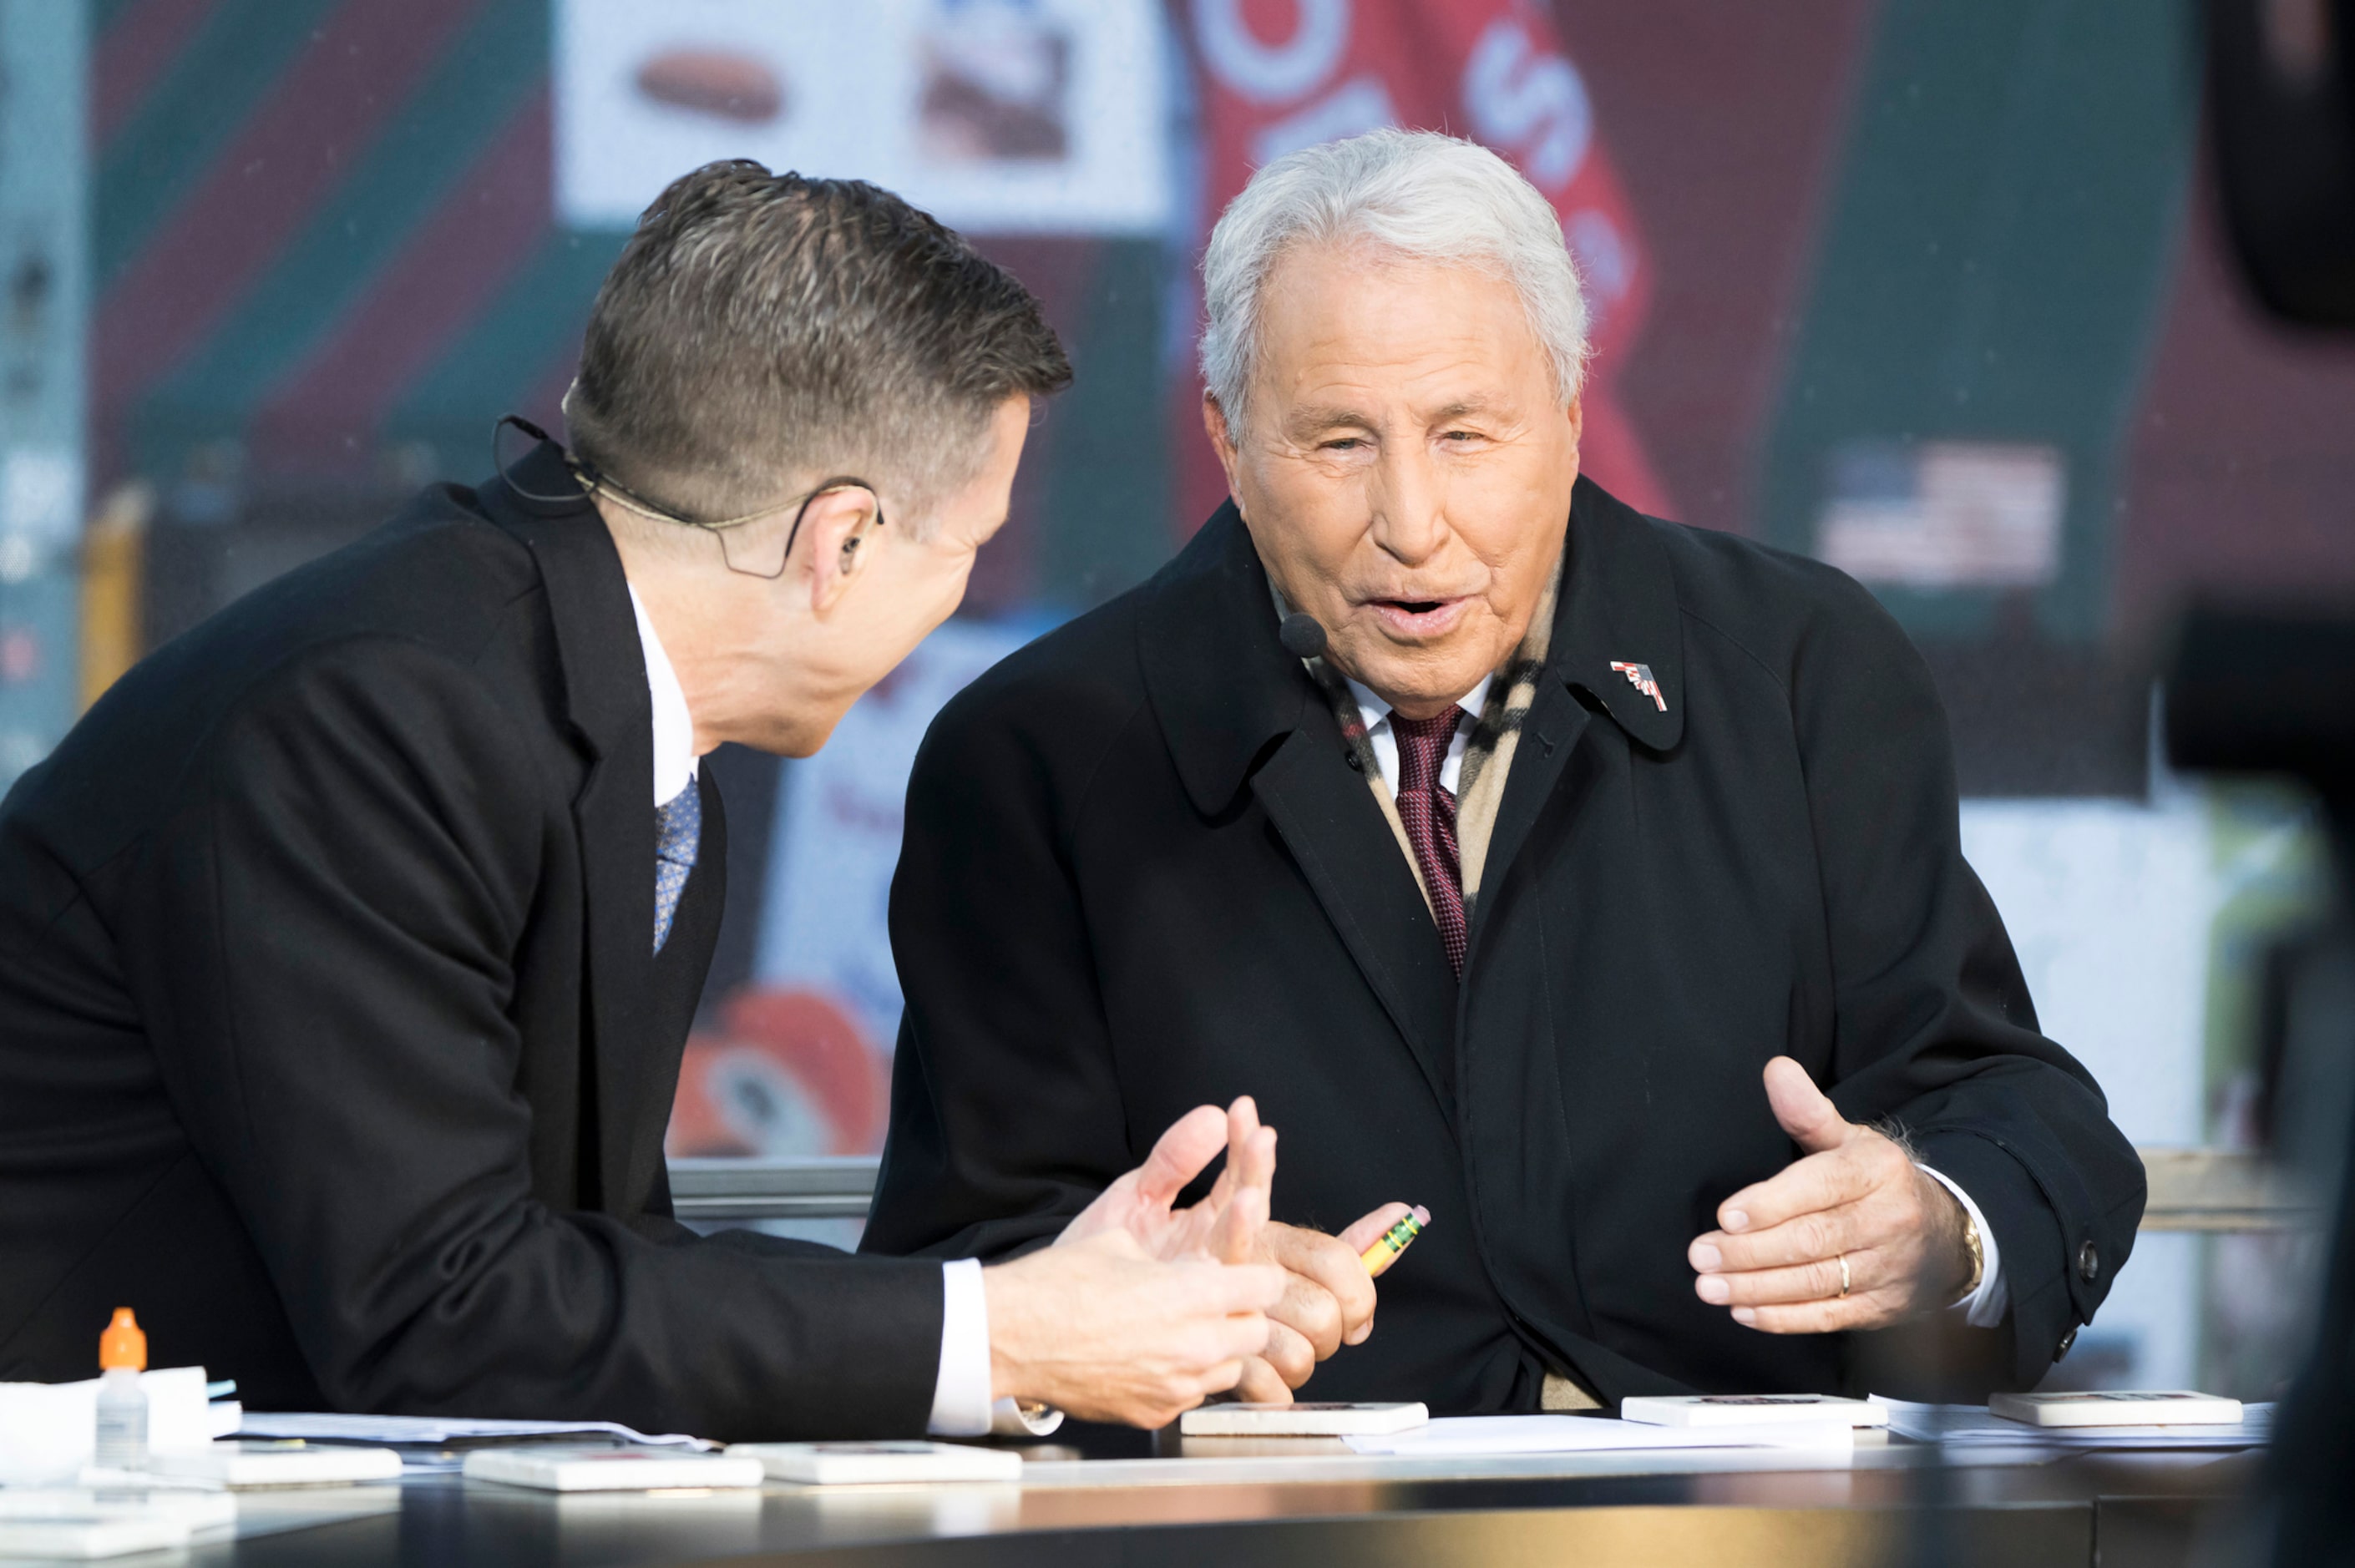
[1360,1210,1427,1276]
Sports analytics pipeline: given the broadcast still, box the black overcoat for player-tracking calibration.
[0,444,942,1436]
[867,478,2145,1411]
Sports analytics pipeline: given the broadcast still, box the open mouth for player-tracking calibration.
[1366,595,1468,636]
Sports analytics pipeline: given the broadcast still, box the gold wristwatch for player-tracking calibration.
[1957,1206,1985,1300]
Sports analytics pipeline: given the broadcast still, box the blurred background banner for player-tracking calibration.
[555,0,1174,236]
[21,0,2355,1395]
[0,0,89,789]
[1171,0,1672,529]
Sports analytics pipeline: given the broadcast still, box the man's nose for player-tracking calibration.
[1366,443,1449,564]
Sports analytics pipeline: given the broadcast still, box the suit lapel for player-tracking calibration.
[1139,507,1461,1117]
[1468,478,1688,969]
[1554,475,1687,755]
[480,442,656,1213]
[1250,729,1462,1116]
[1466,683,1592,974]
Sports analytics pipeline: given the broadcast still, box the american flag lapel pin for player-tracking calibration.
[1609,661,1667,713]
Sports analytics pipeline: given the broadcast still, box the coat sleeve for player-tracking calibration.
[1784,571,2148,1390]
[123,637,944,1439]
[863,679,1139,1262]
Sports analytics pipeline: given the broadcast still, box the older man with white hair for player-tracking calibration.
[867,130,2145,1411]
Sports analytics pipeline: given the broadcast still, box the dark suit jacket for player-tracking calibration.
[0,443,942,1438]
[866,478,2145,1411]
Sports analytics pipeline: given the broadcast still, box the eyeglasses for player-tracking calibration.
[494,413,884,580]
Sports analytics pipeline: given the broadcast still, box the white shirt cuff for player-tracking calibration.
[1917,1163,2008,1328]
[925,1259,995,1437]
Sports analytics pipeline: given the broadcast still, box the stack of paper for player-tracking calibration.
[1344,1414,1855,1457]
[149,1440,405,1488]
[233,1413,706,1473]
[1868,1397,2273,1450]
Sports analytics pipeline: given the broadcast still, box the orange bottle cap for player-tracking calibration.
[98,1308,146,1372]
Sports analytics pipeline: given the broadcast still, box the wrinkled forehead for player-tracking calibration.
[1250,245,1558,421]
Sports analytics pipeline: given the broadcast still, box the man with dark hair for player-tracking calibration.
[0,162,1309,1439]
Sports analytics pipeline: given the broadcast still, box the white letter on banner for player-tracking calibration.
[1195,0,1350,104]
[1252,76,1398,165]
[1462,19,1592,190]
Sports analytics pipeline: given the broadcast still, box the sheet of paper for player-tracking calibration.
[1345,1414,1855,1457]
[233,1414,704,1451]
[1867,1397,2272,1449]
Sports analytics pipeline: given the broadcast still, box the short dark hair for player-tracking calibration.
[564,160,1071,530]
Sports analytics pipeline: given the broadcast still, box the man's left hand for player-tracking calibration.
[1686,1057,1971,1333]
[1060,1096,1276,1265]
[1233,1206,1421,1403]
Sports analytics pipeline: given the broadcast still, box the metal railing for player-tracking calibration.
[2136,1146,2317,1231]
[668,1156,878,1222]
[667,1147,2317,1229]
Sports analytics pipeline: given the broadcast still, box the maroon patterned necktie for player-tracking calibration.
[1390,709,1467,976]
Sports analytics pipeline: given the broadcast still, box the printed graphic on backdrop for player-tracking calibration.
[1817,440,2066,589]
[555,0,1172,235]
[1170,0,1674,533]
[668,989,885,1158]
[666,619,1029,1158]
[0,3,86,792]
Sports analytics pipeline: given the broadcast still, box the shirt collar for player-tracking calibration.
[627,584,698,807]
[1345,672,1494,729]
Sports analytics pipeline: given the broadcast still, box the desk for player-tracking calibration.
[170,1438,2259,1568]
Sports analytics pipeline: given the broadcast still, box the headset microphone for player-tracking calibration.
[1278,613,1329,660]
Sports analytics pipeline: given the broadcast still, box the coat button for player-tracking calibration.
[2076,1240,2099,1282]
[2055,1327,2077,1362]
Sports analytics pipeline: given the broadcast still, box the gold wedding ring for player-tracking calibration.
[1837,1253,1851,1299]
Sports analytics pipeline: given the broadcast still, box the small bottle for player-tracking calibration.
[94,1307,149,1471]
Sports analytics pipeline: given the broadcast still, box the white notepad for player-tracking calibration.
[1988,1391,2244,1428]
[1178,1403,1430,1437]
[1870,1396,2270,1449]
[1345,1414,1856,1456]
[0,1518,191,1560]
[144,1439,403,1489]
[727,1441,1023,1485]
[0,1489,236,1530]
[461,1444,764,1492]
[1623,1394,1889,1429]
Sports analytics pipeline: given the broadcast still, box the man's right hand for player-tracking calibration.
[982,1231,1284,1428]
[982,1100,1284,1427]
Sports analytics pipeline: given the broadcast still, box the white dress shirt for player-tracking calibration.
[629,587,1002,1433]
[1345,674,2006,1325]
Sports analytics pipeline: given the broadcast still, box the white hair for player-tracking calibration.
[1199,129,1590,432]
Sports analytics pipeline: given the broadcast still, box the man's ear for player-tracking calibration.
[1202,394,1248,516]
[1564,395,1585,457]
[797,486,882,615]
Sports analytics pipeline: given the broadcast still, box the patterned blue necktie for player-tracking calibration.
[652,783,701,954]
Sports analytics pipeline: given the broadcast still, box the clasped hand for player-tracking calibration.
[985,1096,1415,1425]
[1687,1058,1972,1333]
